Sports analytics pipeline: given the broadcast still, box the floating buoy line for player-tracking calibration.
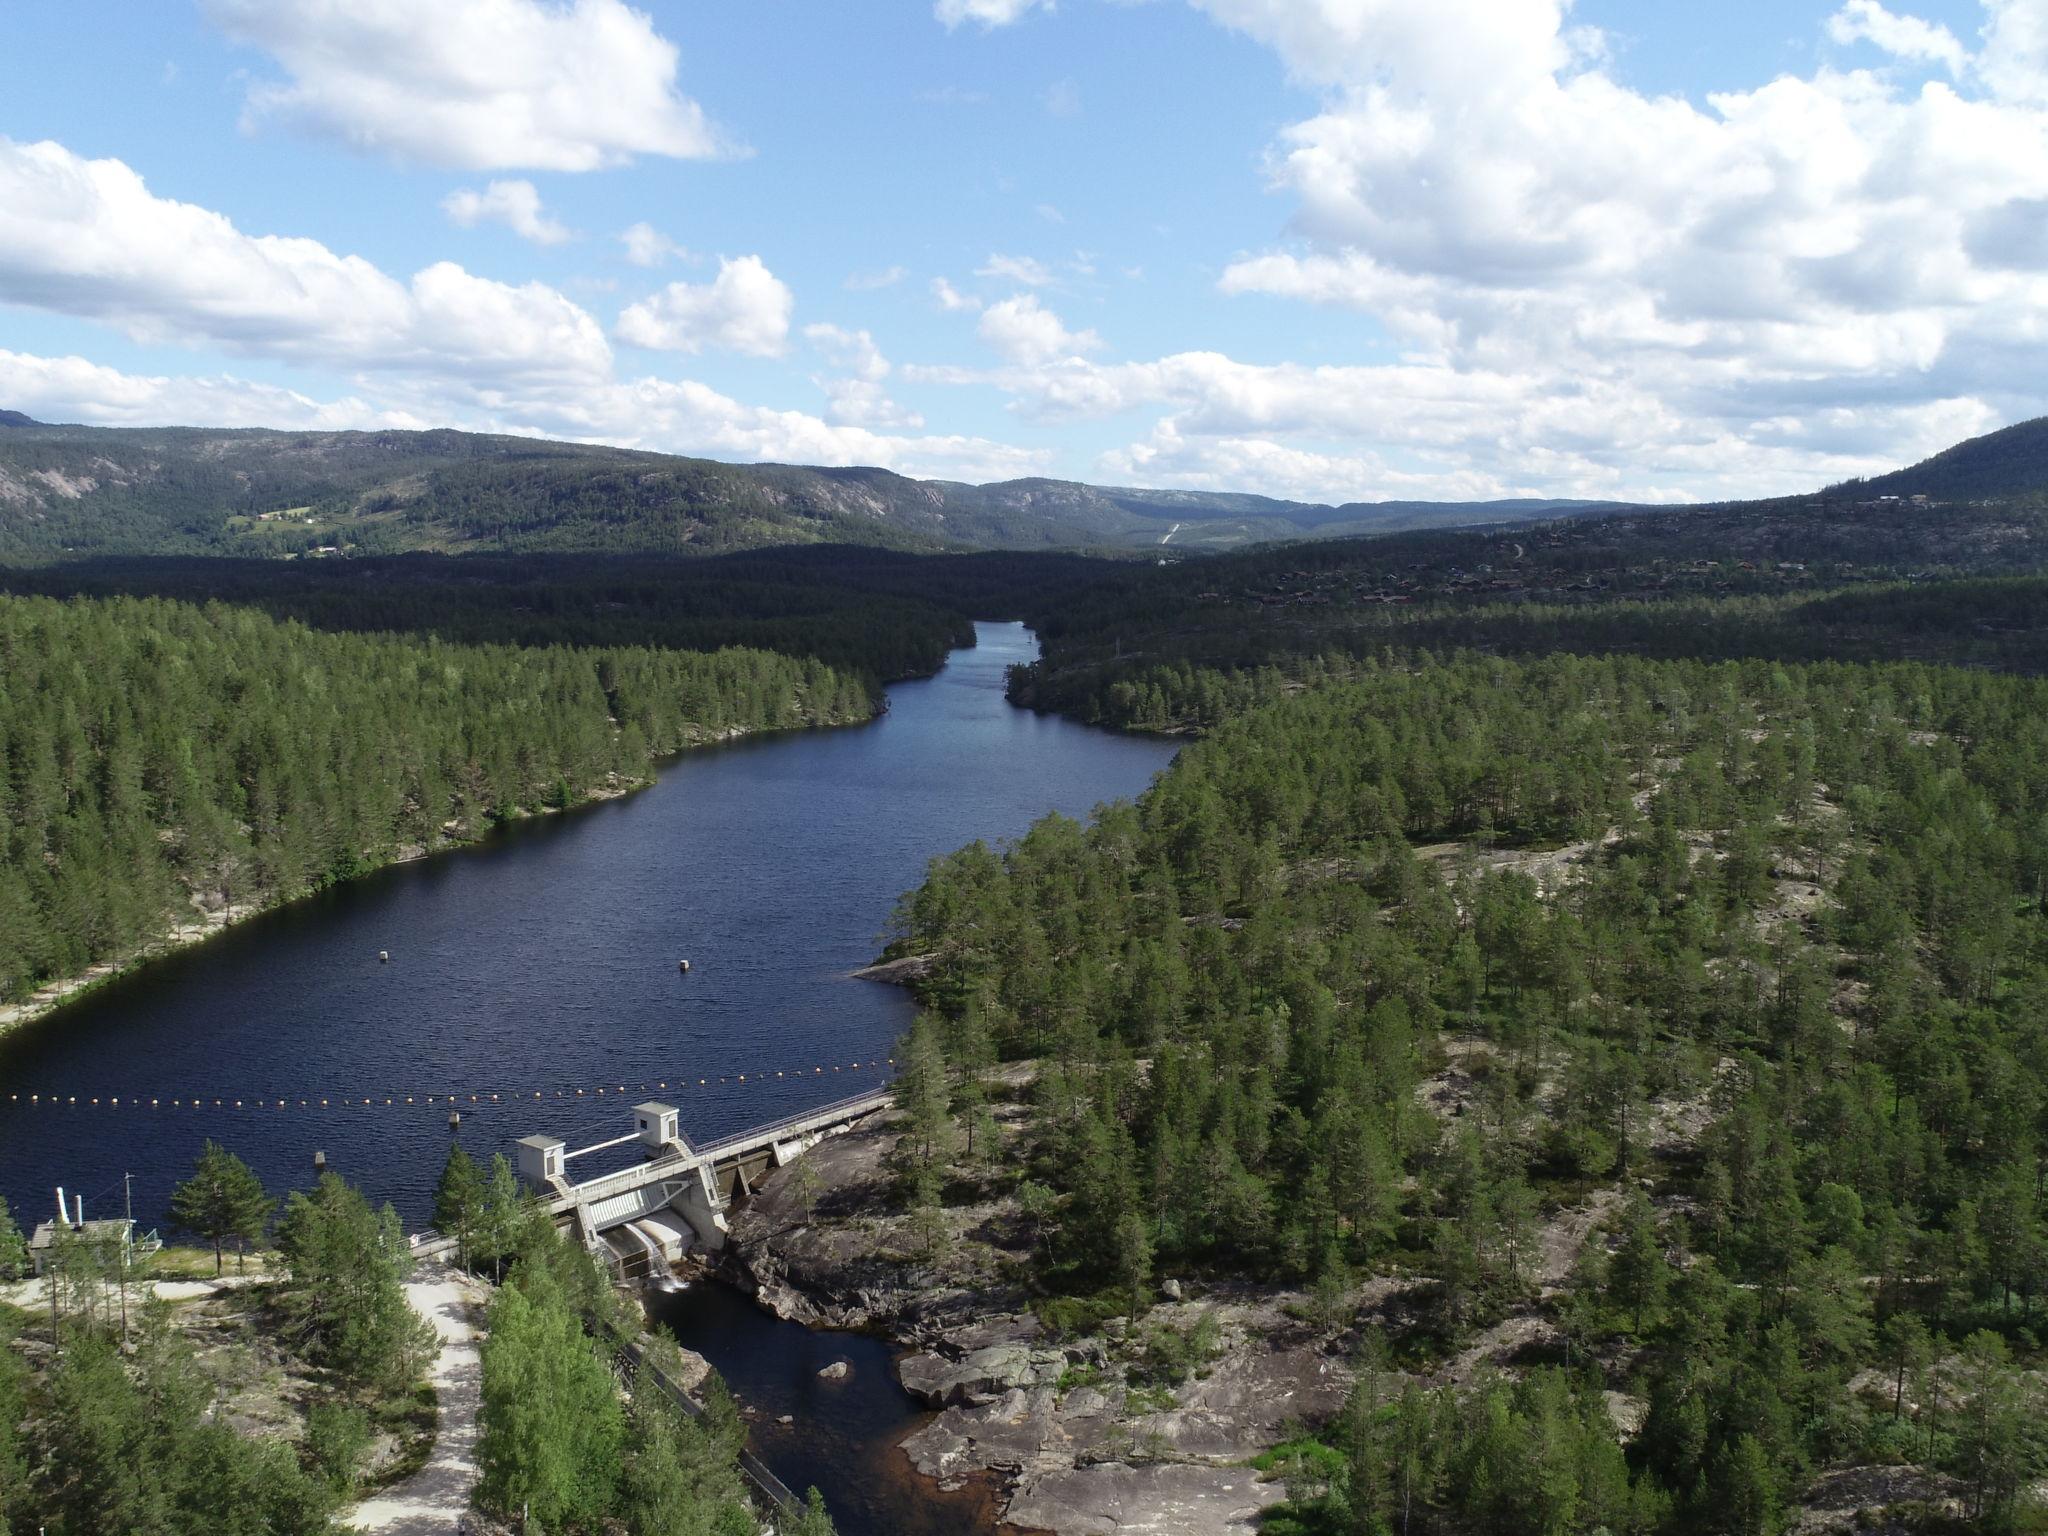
[6,1057,895,1112]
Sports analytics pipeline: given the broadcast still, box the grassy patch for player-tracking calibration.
[142,1244,276,1282]
[1249,1435,1344,1478]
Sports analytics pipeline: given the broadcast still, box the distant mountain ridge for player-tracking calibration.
[0,418,1628,562]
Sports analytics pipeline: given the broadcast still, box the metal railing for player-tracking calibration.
[557,1149,696,1208]
[618,1338,801,1514]
[690,1088,893,1162]
[553,1087,893,1209]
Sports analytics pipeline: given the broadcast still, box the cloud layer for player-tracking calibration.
[12,4,2048,505]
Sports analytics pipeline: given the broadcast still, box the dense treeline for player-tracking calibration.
[893,650,2048,1530]
[0,546,1117,686]
[0,593,871,1002]
[1007,486,2048,731]
[1012,577,2048,732]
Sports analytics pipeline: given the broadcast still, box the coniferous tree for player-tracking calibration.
[275,1172,435,1399]
[0,1198,26,1282]
[477,1262,625,1530]
[168,1140,275,1276]
[432,1143,485,1272]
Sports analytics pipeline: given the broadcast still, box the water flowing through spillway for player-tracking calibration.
[0,622,1176,1231]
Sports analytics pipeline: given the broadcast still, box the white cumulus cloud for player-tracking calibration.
[203,0,731,170]
[441,179,572,244]
[1157,0,2048,497]
[0,137,612,383]
[804,323,923,428]
[976,294,1102,365]
[615,256,795,357]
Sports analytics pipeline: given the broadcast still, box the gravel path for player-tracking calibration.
[350,1267,484,1535]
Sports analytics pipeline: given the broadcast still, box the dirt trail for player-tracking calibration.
[349,1267,484,1535]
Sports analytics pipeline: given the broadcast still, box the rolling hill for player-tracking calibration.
[1835,415,2048,502]
[0,418,1625,561]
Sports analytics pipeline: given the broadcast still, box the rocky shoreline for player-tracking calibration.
[718,1108,1352,1536]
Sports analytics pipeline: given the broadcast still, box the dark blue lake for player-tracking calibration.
[0,622,1174,1233]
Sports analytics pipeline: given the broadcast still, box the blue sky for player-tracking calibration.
[1,0,2042,502]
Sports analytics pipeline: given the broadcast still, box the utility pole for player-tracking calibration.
[120,1171,134,1340]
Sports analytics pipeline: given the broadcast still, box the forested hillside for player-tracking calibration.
[891,650,2048,1530]
[0,594,870,1006]
[0,420,1609,562]
[1845,415,2048,502]
[1007,490,2048,730]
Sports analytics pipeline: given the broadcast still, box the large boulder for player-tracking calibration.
[897,1343,1065,1406]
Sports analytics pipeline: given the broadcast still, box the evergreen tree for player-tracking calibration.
[618,1348,754,1536]
[1609,1195,1670,1335]
[0,1198,26,1282]
[892,1014,957,1181]
[168,1140,275,1275]
[275,1172,435,1399]
[477,1263,625,1530]
[432,1143,485,1272]
[784,1487,840,1536]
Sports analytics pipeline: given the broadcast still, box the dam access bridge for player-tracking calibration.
[491,1090,892,1279]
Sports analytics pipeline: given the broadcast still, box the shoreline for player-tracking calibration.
[0,709,880,1047]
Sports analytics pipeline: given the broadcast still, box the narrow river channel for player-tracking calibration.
[0,620,1176,1533]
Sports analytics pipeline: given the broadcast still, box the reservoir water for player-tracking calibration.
[0,622,1175,1234]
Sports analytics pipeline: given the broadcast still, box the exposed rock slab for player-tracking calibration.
[1008,1462,1285,1536]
